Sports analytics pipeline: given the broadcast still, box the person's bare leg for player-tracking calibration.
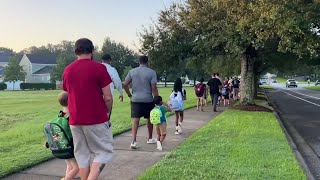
[79,168,90,180]
[197,98,200,110]
[179,111,184,123]
[87,162,105,180]
[65,159,79,180]
[156,125,161,141]
[65,160,71,178]
[132,118,139,142]
[160,134,166,143]
[146,118,153,140]
[200,97,204,111]
[175,112,179,126]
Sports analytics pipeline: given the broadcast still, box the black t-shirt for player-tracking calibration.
[207,78,222,94]
[233,79,240,88]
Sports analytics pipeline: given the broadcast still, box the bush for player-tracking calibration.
[20,83,56,90]
[0,83,6,90]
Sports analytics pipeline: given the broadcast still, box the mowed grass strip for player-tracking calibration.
[0,87,197,178]
[139,110,305,180]
[304,86,320,91]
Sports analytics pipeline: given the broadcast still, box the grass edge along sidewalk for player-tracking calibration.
[304,86,320,91]
[139,109,305,180]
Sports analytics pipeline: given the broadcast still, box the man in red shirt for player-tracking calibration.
[63,38,113,180]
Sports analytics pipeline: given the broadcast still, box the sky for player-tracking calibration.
[0,0,176,52]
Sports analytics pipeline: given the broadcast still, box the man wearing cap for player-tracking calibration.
[101,54,124,102]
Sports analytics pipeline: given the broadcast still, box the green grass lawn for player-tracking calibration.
[139,110,305,180]
[304,86,320,91]
[0,87,197,178]
[277,77,313,84]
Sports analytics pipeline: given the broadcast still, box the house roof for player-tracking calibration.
[0,53,11,63]
[26,54,57,64]
[33,66,54,74]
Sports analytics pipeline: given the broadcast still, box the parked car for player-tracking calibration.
[272,80,278,83]
[286,79,298,88]
[315,80,320,86]
[259,79,268,85]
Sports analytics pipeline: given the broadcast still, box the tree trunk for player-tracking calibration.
[253,73,258,98]
[164,75,167,88]
[12,81,15,91]
[240,55,255,105]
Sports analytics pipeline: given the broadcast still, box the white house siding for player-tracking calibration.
[0,62,8,67]
[19,55,32,82]
[30,74,51,83]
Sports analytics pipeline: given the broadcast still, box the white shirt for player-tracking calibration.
[102,63,123,97]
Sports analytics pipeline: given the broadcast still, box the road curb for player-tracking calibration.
[265,91,316,180]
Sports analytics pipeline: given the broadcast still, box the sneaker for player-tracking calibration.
[147,138,157,144]
[177,125,182,133]
[130,141,138,149]
[156,141,162,151]
[175,126,180,135]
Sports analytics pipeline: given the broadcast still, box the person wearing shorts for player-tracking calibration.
[62,38,113,180]
[194,78,206,112]
[123,55,159,149]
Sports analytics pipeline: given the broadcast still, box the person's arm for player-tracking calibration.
[112,68,124,102]
[123,71,132,98]
[151,71,159,97]
[102,85,113,116]
[162,102,172,112]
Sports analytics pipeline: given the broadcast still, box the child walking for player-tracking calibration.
[221,85,230,106]
[57,92,79,180]
[151,96,172,151]
[170,78,186,135]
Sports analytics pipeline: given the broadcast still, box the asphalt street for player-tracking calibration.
[267,83,320,179]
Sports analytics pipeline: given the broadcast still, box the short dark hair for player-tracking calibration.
[139,55,148,64]
[58,91,68,107]
[102,54,112,62]
[75,38,94,55]
[200,77,204,82]
[213,73,216,76]
[153,96,163,105]
[216,72,220,76]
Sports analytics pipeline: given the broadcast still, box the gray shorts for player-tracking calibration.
[70,122,113,168]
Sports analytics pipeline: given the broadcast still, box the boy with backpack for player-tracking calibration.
[44,92,79,180]
[221,85,230,106]
[150,96,172,151]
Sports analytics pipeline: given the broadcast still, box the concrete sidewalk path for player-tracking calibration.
[4,106,226,180]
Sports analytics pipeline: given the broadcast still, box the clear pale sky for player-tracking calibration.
[0,0,176,52]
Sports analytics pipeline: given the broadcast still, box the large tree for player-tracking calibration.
[4,56,25,90]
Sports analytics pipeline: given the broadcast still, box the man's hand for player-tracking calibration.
[119,95,123,102]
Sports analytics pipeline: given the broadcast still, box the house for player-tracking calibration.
[0,52,12,82]
[19,54,56,83]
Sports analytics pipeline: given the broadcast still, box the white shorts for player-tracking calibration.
[70,122,113,168]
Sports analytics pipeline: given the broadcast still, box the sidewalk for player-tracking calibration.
[4,106,226,180]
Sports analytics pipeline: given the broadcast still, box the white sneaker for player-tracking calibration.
[130,141,138,149]
[156,141,162,151]
[175,127,180,135]
[177,125,182,133]
[147,138,157,144]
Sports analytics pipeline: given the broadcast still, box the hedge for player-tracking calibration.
[0,83,6,90]
[20,83,56,90]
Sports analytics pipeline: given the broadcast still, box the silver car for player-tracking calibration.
[286,79,298,88]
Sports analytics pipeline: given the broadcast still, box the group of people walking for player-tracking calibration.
[194,73,240,112]
[45,38,188,180]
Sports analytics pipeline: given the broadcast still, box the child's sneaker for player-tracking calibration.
[130,141,138,149]
[177,125,182,133]
[147,138,157,144]
[156,141,162,151]
[175,126,180,135]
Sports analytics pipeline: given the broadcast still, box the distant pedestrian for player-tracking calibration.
[308,79,311,86]
[150,96,172,151]
[63,38,113,180]
[123,55,159,149]
[207,73,222,112]
[194,78,206,112]
[215,73,223,105]
[101,54,124,102]
[232,77,240,100]
[169,78,186,135]
[221,85,230,106]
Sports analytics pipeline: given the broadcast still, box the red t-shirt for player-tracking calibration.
[62,59,112,125]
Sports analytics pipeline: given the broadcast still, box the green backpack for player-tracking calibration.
[44,111,74,159]
[150,107,164,125]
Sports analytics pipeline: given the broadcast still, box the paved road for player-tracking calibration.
[267,83,320,179]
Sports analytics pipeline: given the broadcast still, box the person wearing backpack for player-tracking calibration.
[194,78,206,112]
[207,73,222,112]
[232,77,240,100]
[169,78,186,135]
[222,85,230,106]
[150,96,172,151]
[44,92,79,180]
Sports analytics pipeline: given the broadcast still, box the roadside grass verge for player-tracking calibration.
[304,86,320,91]
[139,110,305,180]
[0,87,197,178]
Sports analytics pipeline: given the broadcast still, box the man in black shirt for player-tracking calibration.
[207,73,222,112]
